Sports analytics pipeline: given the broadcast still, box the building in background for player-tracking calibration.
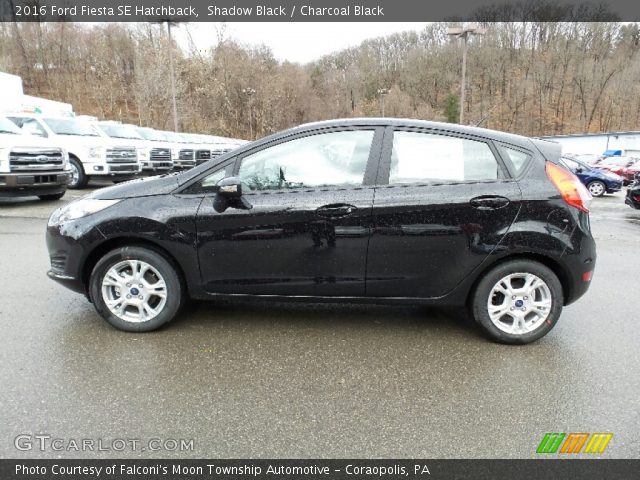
[540,132,640,157]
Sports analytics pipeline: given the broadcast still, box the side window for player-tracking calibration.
[499,146,531,174]
[201,167,228,189]
[389,131,502,184]
[560,157,580,172]
[18,118,48,137]
[238,130,374,191]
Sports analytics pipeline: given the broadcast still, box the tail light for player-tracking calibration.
[545,161,592,213]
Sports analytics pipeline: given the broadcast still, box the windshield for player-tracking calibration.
[0,117,23,134]
[138,128,166,142]
[43,118,99,136]
[99,123,143,140]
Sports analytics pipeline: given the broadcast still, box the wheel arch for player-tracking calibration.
[466,252,571,307]
[82,237,189,301]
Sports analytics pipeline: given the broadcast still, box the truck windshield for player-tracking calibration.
[99,123,143,140]
[0,117,22,134]
[137,128,166,142]
[43,118,99,136]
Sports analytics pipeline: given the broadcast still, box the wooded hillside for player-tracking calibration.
[1,21,639,139]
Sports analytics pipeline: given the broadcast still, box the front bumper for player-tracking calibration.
[0,171,70,196]
[46,220,105,294]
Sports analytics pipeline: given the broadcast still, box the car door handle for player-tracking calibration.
[470,196,510,210]
[316,204,357,217]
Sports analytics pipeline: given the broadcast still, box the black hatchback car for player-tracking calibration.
[46,119,596,344]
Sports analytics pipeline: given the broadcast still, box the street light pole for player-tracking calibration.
[447,24,486,125]
[377,88,389,116]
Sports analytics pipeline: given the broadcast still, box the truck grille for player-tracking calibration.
[211,147,231,158]
[196,149,211,160]
[179,149,194,160]
[150,148,171,162]
[9,148,64,172]
[106,148,137,164]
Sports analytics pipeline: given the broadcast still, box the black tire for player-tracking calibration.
[89,246,183,332]
[68,156,88,189]
[38,192,65,201]
[586,180,606,197]
[471,260,563,344]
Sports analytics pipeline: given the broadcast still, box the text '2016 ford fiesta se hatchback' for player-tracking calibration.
[46,119,596,344]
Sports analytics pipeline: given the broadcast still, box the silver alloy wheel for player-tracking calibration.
[69,161,80,186]
[101,260,168,323]
[487,272,552,335]
[588,181,605,197]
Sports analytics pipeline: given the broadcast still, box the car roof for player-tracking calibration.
[276,117,535,148]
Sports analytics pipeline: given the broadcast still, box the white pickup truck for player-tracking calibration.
[92,121,174,175]
[0,116,70,200]
[6,114,141,189]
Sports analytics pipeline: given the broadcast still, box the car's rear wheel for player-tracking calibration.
[587,180,606,197]
[471,260,563,344]
[89,246,183,332]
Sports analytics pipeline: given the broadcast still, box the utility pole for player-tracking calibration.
[166,21,179,132]
[242,88,256,140]
[447,24,486,125]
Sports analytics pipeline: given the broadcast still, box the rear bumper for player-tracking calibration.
[560,215,597,305]
[0,171,69,196]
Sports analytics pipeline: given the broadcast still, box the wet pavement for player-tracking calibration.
[1,186,639,458]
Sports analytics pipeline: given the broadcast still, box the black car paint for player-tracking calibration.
[46,119,596,307]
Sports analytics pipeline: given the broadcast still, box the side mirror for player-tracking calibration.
[213,176,252,212]
[216,176,242,198]
[575,167,583,173]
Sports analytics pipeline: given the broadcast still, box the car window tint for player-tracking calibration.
[389,131,500,184]
[500,146,531,174]
[238,130,374,191]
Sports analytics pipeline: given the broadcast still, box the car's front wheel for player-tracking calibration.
[89,246,183,332]
[471,260,563,344]
[587,180,606,197]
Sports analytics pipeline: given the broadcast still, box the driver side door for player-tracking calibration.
[195,127,383,297]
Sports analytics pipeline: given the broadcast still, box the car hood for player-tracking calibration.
[91,173,183,200]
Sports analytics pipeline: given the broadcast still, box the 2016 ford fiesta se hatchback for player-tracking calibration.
[46,119,596,344]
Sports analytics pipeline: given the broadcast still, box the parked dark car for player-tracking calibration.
[46,119,596,344]
[625,173,640,209]
[559,155,623,197]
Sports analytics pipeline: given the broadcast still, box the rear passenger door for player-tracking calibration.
[366,128,522,299]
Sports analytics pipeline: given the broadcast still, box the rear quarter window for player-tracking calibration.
[498,145,532,175]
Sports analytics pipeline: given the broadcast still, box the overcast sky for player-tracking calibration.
[174,23,429,64]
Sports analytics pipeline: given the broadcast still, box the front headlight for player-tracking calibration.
[138,147,149,160]
[61,149,69,169]
[48,198,121,226]
[0,148,8,171]
[172,148,179,161]
[88,146,105,159]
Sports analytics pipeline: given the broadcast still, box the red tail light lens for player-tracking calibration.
[545,161,592,213]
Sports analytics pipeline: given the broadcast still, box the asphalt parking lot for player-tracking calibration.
[1,184,639,459]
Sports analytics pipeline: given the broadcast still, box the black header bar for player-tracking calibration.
[0,0,638,22]
[1,459,639,480]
